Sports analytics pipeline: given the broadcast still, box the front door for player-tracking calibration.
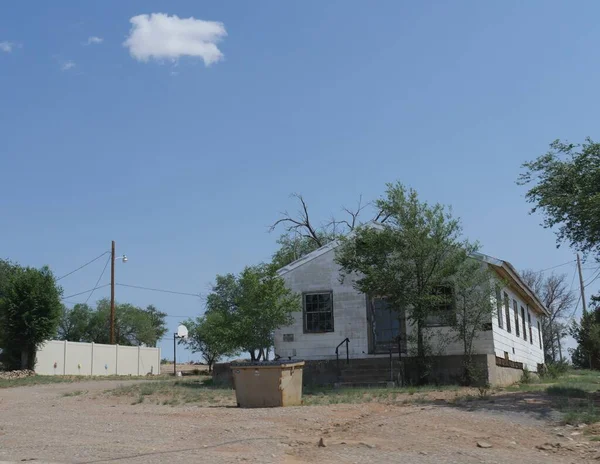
[369,297,406,354]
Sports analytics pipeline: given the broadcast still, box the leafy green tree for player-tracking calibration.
[182,312,237,372]
[144,305,168,347]
[205,264,300,360]
[58,303,93,341]
[335,182,475,383]
[58,299,167,347]
[570,304,600,369]
[272,234,325,269]
[0,265,62,370]
[518,138,600,259]
[451,259,496,385]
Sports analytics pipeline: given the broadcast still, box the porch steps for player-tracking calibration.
[339,360,402,385]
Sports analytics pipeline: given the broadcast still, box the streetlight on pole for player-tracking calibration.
[110,240,127,345]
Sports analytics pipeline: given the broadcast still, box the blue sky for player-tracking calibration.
[1,1,599,361]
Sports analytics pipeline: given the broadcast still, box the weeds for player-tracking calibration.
[520,367,533,385]
[62,390,87,397]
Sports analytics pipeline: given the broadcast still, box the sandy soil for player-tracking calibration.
[0,380,598,464]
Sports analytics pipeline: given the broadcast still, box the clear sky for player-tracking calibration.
[1,1,599,361]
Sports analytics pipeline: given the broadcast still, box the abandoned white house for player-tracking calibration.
[273,241,547,386]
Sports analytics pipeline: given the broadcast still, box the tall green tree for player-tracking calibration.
[57,303,93,342]
[0,265,62,370]
[335,182,475,382]
[57,299,167,347]
[182,311,236,372]
[570,303,600,369]
[450,259,496,385]
[518,138,600,259]
[205,264,300,360]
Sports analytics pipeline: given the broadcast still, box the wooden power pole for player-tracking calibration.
[110,240,116,344]
[577,253,588,316]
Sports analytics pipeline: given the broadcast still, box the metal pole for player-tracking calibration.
[110,240,116,345]
[577,253,587,315]
[174,333,177,376]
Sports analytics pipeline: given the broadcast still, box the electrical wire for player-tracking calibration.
[61,284,111,300]
[84,254,111,304]
[56,251,110,281]
[116,283,202,298]
[533,260,576,274]
[584,267,600,288]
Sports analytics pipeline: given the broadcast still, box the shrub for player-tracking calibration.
[542,361,570,380]
[520,367,533,384]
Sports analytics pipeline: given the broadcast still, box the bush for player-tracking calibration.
[160,358,170,365]
[520,367,533,384]
[542,361,570,380]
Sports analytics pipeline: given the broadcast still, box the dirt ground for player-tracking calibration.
[0,380,599,464]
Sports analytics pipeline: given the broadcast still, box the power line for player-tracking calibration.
[116,283,202,298]
[533,260,576,274]
[584,267,600,288]
[84,254,111,304]
[56,251,110,281]
[62,284,111,300]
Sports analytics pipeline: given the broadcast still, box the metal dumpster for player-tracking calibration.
[231,360,305,408]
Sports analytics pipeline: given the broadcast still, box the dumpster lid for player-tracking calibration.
[230,360,305,367]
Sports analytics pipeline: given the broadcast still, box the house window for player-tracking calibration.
[425,286,455,326]
[521,307,527,341]
[528,311,533,345]
[496,287,503,329]
[304,292,334,333]
[513,299,520,337]
[537,320,542,349]
[504,293,511,333]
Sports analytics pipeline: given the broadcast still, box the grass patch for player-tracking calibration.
[508,369,600,425]
[62,389,87,397]
[0,374,170,389]
[302,384,459,406]
[108,378,234,407]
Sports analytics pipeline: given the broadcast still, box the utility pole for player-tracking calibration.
[577,253,587,316]
[110,240,116,345]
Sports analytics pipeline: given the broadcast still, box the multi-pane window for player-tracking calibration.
[537,320,542,349]
[304,292,334,333]
[496,287,503,329]
[513,299,520,337]
[528,311,533,345]
[504,293,511,333]
[425,286,455,326]
[521,307,527,341]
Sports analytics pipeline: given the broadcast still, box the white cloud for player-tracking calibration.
[0,41,14,53]
[85,36,104,45]
[61,60,76,71]
[123,13,226,66]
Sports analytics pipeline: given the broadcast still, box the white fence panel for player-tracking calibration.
[35,341,160,376]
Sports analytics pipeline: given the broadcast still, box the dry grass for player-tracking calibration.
[109,379,235,406]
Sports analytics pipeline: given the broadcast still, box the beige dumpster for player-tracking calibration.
[231,361,305,408]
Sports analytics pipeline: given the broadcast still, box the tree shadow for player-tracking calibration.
[433,387,600,424]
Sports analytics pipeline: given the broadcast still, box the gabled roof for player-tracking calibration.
[277,239,549,317]
[277,239,340,276]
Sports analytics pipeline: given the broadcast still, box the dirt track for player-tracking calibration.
[0,380,598,463]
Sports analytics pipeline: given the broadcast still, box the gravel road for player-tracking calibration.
[0,380,597,463]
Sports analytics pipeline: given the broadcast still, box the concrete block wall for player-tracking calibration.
[275,248,370,360]
[275,246,496,361]
[35,340,160,376]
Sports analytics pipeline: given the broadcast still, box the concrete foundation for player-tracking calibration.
[214,354,527,388]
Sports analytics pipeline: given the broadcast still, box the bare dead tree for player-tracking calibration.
[269,193,324,247]
[521,270,576,363]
